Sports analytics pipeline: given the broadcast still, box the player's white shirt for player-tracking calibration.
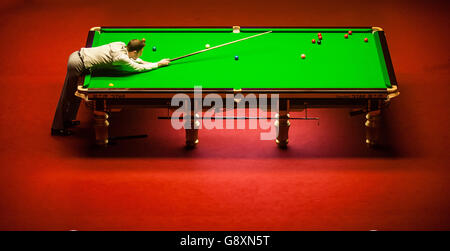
[79,42,158,72]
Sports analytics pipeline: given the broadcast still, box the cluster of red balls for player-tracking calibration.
[303,30,370,60]
[312,31,369,43]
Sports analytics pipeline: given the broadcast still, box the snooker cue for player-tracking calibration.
[169,30,272,62]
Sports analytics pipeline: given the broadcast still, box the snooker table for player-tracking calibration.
[75,26,399,147]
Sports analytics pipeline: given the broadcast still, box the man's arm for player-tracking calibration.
[137,58,170,67]
[113,55,159,72]
[113,55,170,72]
[134,58,145,64]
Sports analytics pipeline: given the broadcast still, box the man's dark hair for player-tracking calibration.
[127,38,146,52]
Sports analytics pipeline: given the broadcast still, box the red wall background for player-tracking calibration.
[0,0,448,230]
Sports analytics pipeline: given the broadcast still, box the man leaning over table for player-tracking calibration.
[51,38,171,135]
[51,38,170,136]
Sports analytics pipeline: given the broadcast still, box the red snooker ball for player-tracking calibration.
[312,39,316,43]
[318,35,322,40]
[364,38,369,42]
[348,30,352,35]
[344,34,349,38]
[318,33,322,36]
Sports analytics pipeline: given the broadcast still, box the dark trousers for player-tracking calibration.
[52,51,86,130]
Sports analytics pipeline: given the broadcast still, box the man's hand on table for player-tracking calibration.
[157,59,170,67]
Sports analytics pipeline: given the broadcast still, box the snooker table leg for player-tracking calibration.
[185,112,200,148]
[275,100,290,148]
[365,110,381,146]
[93,110,110,146]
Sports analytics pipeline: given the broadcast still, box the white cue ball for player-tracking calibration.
[205,44,210,48]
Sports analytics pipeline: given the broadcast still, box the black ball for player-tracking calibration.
[317,40,321,45]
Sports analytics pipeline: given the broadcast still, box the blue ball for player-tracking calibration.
[234,55,239,60]
[152,46,156,51]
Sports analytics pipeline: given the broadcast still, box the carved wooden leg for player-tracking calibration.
[365,110,381,146]
[275,100,290,148]
[185,112,199,148]
[93,110,109,146]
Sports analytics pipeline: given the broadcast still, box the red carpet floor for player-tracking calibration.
[0,0,449,230]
